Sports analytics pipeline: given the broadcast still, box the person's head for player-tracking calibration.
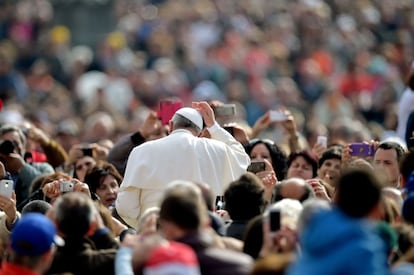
[334,168,383,218]
[244,139,288,180]
[53,192,95,238]
[317,146,342,186]
[84,161,122,208]
[170,108,203,136]
[21,200,52,215]
[159,180,208,240]
[132,235,200,275]
[9,213,63,274]
[73,155,96,182]
[0,124,26,156]
[286,150,318,180]
[297,198,331,234]
[224,173,266,221]
[274,178,314,203]
[374,141,405,188]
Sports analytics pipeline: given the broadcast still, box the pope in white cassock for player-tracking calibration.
[115,101,250,228]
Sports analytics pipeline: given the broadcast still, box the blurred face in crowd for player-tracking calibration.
[75,156,96,181]
[318,158,341,186]
[250,143,272,165]
[287,156,313,180]
[1,130,24,156]
[373,148,401,188]
[95,174,119,208]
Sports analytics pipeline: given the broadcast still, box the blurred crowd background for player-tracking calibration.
[0,0,413,146]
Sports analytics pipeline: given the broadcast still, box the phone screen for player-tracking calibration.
[269,209,281,232]
[0,179,13,198]
[158,100,183,125]
[213,104,236,116]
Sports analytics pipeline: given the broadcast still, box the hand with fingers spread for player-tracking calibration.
[140,111,164,140]
[251,112,272,139]
[192,101,215,128]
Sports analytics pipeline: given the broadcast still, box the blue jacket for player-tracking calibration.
[288,208,389,275]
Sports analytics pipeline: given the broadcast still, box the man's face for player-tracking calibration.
[373,148,401,188]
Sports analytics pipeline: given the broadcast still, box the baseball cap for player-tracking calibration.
[11,213,64,256]
[175,107,203,130]
[143,241,200,275]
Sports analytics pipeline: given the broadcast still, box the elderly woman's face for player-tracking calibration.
[250,143,273,165]
[287,156,313,180]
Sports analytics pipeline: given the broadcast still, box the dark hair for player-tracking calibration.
[400,149,414,182]
[335,168,382,218]
[245,139,288,180]
[243,215,263,259]
[375,141,405,162]
[287,150,318,177]
[318,145,343,168]
[55,193,94,238]
[84,161,122,194]
[21,200,52,215]
[224,173,265,221]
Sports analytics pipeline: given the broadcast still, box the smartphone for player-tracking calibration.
[349,143,375,157]
[316,136,327,148]
[60,181,74,193]
[213,104,236,116]
[269,110,287,122]
[269,209,281,233]
[247,160,266,174]
[158,99,183,125]
[0,179,13,198]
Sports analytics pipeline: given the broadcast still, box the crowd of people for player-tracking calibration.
[0,0,413,274]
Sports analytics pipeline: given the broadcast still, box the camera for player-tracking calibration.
[60,181,74,193]
[0,140,15,154]
[247,160,266,174]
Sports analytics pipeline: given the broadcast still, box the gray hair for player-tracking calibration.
[171,114,202,134]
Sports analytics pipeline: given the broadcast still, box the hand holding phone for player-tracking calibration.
[316,136,327,148]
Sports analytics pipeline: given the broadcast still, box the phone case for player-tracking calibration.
[269,110,287,122]
[213,104,236,116]
[349,143,374,157]
[0,180,13,198]
[158,100,183,125]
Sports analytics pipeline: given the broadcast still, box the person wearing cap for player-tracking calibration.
[116,101,250,228]
[0,213,63,275]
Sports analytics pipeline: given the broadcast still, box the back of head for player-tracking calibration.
[21,200,52,215]
[54,192,94,238]
[335,168,383,218]
[159,180,207,232]
[224,173,265,221]
[172,108,203,134]
[274,177,314,203]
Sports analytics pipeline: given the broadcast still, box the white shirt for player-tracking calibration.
[115,123,250,228]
